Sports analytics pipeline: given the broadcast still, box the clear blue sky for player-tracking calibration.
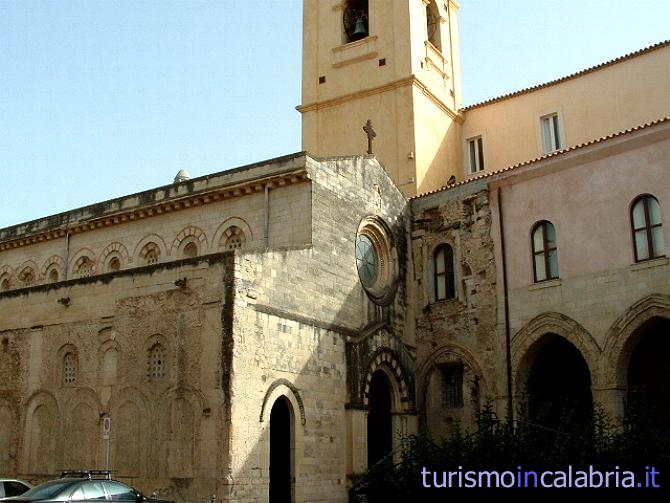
[1,0,668,228]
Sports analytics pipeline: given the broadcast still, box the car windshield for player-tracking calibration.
[19,480,79,500]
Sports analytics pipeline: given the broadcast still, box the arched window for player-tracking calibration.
[140,243,161,265]
[343,0,369,43]
[222,226,246,250]
[106,256,121,272]
[75,256,94,278]
[434,244,455,301]
[47,268,59,283]
[18,267,36,288]
[426,1,442,51]
[0,277,9,291]
[532,221,559,282]
[63,352,77,385]
[631,195,664,262]
[183,241,198,258]
[148,344,166,379]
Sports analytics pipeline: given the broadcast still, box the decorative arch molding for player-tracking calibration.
[158,385,210,414]
[69,247,97,277]
[213,217,253,250]
[602,294,670,389]
[40,255,65,280]
[416,343,489,409]
[22,389,60,474]
[107,386,150,416]
[259,379,306,426]
[362,347,411,412]
[0,265,14,289]
[512,312,601,389]
[99,242,131,267]
[171,225,208,255]
[132,234,168,262]
[64,387,102,413]
[17,260,38,280]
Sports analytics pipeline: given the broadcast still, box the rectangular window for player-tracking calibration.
[442,364,464,408]
[467,136,485,174]
[541,113,561,153]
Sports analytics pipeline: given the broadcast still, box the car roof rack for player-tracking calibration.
[59,470,112,481]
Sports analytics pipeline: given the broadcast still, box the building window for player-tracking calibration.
[434,244,455,301]
[18,267,35,288]
[343,0,368,43]
[63,352,77,385]
[631,195,664,261]
[140,243,161,265]
[107,256,121,272]
[48,268,59,283]
[426,1,442,51]
[148,344,166,379]
[75,257,94,278]
[442,365,463,408]
[222,226,246,250]
[541,113,561,153]
[1,277,10,291]
[467,136,485,174]
[532,221,559,282]
[183,241,198,258]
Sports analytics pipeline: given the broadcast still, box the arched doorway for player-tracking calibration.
[367,370,393,467]
[525,335,593,428]
[269,397,293,503]
[626,318,670,431]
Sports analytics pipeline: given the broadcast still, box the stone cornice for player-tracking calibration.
[0,165,310,252]
[297,75,463,123]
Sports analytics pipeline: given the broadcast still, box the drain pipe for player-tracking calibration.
[264,183,271,248]
[64,227,71,281]
[497,187,514,424]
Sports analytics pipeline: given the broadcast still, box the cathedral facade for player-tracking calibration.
[1,1,669,502]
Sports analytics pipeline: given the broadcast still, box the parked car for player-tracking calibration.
[0,480,32,499]
[2,471,171,503]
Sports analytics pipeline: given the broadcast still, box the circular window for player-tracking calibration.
[355,234,379,288]
[355,216,398,305]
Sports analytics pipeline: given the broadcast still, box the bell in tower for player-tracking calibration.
[343,0,369,43]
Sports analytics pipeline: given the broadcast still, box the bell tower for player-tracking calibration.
[298,0,463,197]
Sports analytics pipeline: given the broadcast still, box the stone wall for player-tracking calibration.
[410,181,500,438]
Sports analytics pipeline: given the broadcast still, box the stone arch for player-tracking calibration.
[108,387,151,478]
[98,339,120,386]
[362,348,410,413]
[0,398,17,473]
[0,265,13,291]
[16,260,38,287]
[23,390,59,475]
[156,387,208,478]
[259,379,306,426]
[602,294,670,390]
[132,233,168,263]
[512,312,601,391]
[417,344,488,434]
[62,388,102,470]
[99,242,131,270]
[213,217,253,251]
[41,255,65,282]
[69,247,97,278]
[171,225,208,257]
